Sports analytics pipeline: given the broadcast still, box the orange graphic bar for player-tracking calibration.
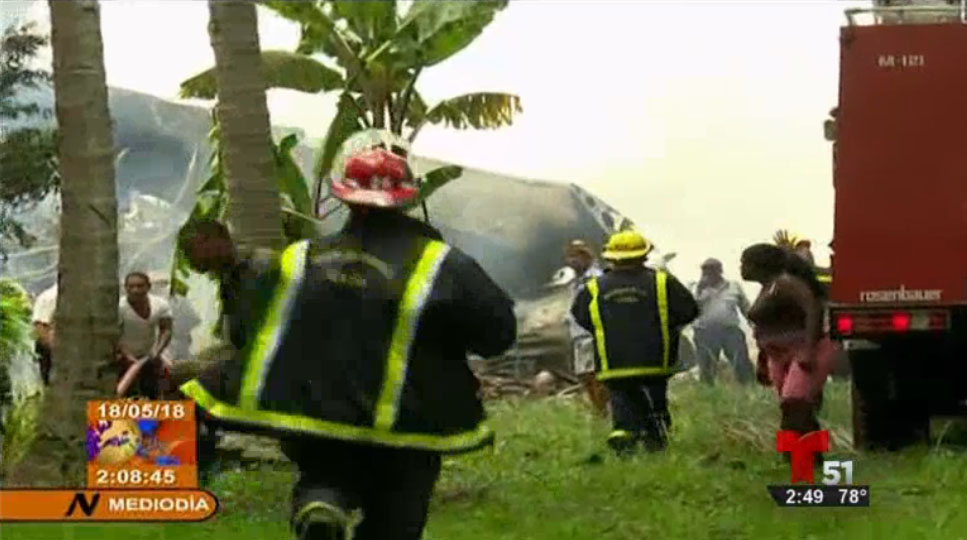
[0,489,218,522]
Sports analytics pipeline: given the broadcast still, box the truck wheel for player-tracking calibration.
[850,351,890,450]
[829,345,851,380]
[850,347,929,450]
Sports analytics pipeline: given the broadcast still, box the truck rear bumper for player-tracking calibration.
[828,304,967,342]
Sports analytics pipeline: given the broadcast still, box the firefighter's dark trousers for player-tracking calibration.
[281,436,442,540]
[604,376,671,454]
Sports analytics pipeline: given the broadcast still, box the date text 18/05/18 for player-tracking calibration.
[767,486,870,507]
[92,401,190,421]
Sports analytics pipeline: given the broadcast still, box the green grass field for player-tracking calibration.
[4,378,967,539]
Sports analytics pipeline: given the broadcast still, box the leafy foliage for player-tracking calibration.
[419,165,463,201]
[313,92,367,186]
[0,22,50,120]
[395,0,509,67]
[772,229,801,250]
[0,279,34,425]
[190,0,523,207]
[179,50,345,100]
[410,92,521,142]
[0,22,58,254]
[169,1,524,328]
[169,114,316,311]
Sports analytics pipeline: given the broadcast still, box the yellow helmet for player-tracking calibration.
[602,230,653,261]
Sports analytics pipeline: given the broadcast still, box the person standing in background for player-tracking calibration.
[571,230,698,455]
[116,271,173,398]
[563,240,609,417]
[691,258,754,385]
[31,274,59,386]
[741,244,837,453]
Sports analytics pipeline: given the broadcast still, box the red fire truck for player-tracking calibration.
[826,4,967,450]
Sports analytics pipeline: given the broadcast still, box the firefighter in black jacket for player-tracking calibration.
[571,230,698,454]
[180,130,517,540]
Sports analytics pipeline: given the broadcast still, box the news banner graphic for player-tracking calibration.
[767,429,870,508]
[86,400,197,488]
[0,400,218,522]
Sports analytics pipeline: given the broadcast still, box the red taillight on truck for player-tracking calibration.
[836,314,854,334]
[891,312,911,332]
[833,310,950,336]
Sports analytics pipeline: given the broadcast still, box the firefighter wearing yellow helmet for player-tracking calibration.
[180,129,517,540]
[570,229,698,454]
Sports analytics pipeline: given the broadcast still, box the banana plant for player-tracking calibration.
[773,229,801,251]
[179,0,522,210]
[168,111,317,315]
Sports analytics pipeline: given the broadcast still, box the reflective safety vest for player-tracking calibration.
[586,271,672,381]
[181,237,495,454]
[815,266,832,297]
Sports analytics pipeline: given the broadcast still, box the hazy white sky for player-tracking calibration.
[15,0,872,280]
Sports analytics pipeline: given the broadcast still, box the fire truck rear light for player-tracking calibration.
[833,310,949,334]
[835,314,854,335]
[891,312,911,332]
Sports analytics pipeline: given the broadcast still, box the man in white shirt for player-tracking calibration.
[692,258,754,385]
[31,276,59,385]
[562,239,609,417]
[117,271,173,398]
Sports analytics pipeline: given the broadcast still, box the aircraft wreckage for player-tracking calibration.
[1,87,695,389]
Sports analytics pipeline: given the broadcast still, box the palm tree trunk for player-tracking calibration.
[6,0,119,487]
[207,0,283,251]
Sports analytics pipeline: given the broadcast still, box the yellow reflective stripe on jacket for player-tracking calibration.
[586,279,609,371]
[181,379,494,453]
[817,273,832,283]
[656,271,670,368]
[597,366,670,381]
[374,241,451,431]
[588,271,671,379]
[238,240,310,410]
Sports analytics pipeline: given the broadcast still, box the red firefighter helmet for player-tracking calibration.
[328,130,420,209]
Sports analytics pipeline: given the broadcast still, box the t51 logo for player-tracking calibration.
[768,430,869,507]
[776,430,853,484]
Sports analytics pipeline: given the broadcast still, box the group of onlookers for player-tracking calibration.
[29,270,199,398]
[562,233,837,455]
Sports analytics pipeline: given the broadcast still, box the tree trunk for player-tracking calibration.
[207,0,283,251]
[6,0,119,487]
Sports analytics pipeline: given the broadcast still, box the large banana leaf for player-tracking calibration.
[408,92,521,141]
[313,93,367,190]
[170,127,317,300]
[773,229,800,250]
[275,133,316,241]
[414,165,462,205]
[179,50,344,99]
[330,1,397,44]
[263,1,362,73]
[396,0,509,67]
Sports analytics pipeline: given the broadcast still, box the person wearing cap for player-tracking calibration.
[792,239,832,297]
[570,230,698,454]
[562,239,609,417]
[179,129,516,540]
[692,258,753,385]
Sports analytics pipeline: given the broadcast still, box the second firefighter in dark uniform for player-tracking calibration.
[570,230,698,454]
[180,130,516,540]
